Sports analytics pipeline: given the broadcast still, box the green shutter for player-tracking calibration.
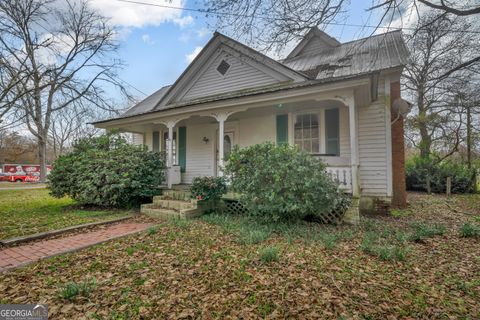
[152,131,160,152]
[178,126,186,173]
[325,108,339,156]
[276,114,288,145]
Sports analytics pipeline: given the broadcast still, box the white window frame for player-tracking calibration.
[291,107,340,156]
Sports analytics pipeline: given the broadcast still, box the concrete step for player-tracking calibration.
[153,199,195,211]
[141,204,202,219]
[141,204,184,219]
[161,190,191,201]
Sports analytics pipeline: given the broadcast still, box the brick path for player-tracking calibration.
[0,222,154,272]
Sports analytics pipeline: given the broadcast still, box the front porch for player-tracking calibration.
[107,78,392,199]
[139,94,360,195]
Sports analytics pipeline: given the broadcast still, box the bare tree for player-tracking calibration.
[0,0,130,181]
[48,102,108,157]
[403,12,480,159]
[203,0,347,53]
[372,0,480,17]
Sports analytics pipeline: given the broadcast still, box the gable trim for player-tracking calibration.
[154,32,308,110]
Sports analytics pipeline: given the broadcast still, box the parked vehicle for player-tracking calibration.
[8,172,40,183]
[0,173,11,182]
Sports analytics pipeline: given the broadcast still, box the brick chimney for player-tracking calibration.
[390,81,407,208]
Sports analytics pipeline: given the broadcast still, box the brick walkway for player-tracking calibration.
[0,222,154,272]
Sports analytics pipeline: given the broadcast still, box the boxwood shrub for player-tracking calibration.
[48,133,166,207]
[224,142,350,222]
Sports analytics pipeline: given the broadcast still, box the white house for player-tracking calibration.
[94,28,410,212]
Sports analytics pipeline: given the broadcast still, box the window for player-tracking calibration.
[294,114,319,153]
[216,60,230,75]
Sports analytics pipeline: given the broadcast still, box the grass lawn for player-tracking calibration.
[0,188,134,239]
[0,192,479,319]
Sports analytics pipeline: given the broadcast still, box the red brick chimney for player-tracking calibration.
[390,81,407,208]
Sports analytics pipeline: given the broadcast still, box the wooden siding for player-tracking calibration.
[181,52,283,101]
[238,115,276,147]
[181,124,215,184]
[358,102,388,196]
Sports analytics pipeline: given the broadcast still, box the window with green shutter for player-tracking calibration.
[276,114,288,145]
[325,108,339,156]
[178,127,186,172]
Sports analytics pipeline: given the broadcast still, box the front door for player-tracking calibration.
[215,131,234,175]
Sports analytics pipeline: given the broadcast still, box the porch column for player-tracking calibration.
[164,121,175,189]
[213,112,230,177]
[347,96,360,197]
[166,121,175,167]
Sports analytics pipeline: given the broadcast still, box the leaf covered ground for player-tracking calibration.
[0,192,479,319]
[0,189,133,239]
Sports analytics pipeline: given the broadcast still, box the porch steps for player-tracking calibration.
[141,189,203,219]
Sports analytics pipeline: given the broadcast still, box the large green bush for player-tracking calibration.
[48,134,165,207]
[224,142,349,222]
[406,155,477,194]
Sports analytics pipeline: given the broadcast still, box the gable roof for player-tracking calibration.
[152,31,308,110]
[282,30,408,81]
[286,28,341,59]
[102,29,408,124]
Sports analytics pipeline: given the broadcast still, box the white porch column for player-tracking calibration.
[167,122,175,167]
[213,112,230,177]
[347,96,360,197]
[164,121,176,189]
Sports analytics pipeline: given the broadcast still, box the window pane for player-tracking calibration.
[311,114,319,126]
[311,127,319,138]
[294,128,302,139]
[312,141,319,153]
[303,127,311,139]
[303,140,311,153]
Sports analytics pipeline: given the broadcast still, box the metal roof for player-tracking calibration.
[282,30,408,80]
[121,85,171,117]
[102,30,408,124]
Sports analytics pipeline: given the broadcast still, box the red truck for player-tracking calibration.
[2,164,51,183]
[8,173,40,183]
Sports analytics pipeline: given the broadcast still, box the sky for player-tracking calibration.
[88,0,397,101]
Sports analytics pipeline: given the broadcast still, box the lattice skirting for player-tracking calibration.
[222,199,249,215]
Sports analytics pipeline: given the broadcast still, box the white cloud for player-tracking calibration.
[196,27,210,38]
[142,34,155,45]
[185,46,203,63]
[88,0,193,28]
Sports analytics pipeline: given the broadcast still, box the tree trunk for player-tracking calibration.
[417,87,431,158]
[466,104,471,168]
[38,136,47,182]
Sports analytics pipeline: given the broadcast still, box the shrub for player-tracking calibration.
[58,279,96,301]
[459,223,480,238]
[406,155,477,193]
[48,133,165,208]
[409,222,445,242]
[224,142,349,222]
[259,246,280,263]
[190,176,227,201]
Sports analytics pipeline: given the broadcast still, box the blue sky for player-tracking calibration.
[99,1,386,100]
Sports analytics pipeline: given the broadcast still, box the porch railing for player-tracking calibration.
[326,166,352,192]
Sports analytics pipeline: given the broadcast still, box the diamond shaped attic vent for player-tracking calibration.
[216,60,230,76]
